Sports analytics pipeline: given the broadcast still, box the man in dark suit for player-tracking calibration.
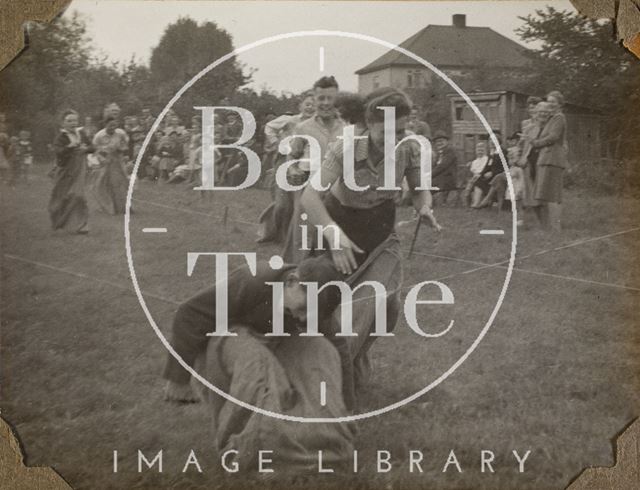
[432,130,458,206]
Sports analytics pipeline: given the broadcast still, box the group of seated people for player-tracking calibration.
[458,95,559,228]
[91,104,263,187]
[460,131,524,212]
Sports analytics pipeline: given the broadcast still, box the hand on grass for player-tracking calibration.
[329,226,364,276]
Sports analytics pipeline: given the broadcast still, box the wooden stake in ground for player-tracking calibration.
[408,216,423,258]
[222,205,228,228]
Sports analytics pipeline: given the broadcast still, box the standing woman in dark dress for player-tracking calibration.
[48,109,92,234]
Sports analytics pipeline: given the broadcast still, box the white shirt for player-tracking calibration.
[469,155,489,176]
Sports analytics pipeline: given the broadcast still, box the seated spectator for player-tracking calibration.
[168,132,203,185]
[156,131,182,181]
[163,112,185,138]
[462,141,490,207]
[476,133,525,225]
[432,130,458,206]
[470,134,504,208]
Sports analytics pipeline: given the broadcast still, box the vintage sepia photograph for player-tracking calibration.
[0,1,638,489]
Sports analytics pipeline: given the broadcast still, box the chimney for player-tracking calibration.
[452,14,466,28]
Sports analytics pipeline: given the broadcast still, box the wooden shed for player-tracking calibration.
[446,90,603,165]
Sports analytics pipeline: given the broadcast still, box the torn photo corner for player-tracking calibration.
[0,1,638,489]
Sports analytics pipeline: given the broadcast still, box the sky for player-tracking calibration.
[68,0,575,93]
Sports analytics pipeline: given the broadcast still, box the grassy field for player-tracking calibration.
[1,164,639,490]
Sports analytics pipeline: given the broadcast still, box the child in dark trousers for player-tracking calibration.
[163,255,362,409]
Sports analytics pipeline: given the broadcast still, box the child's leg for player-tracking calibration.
[471,186,483,207]
[478,187,496,208]
[547,202,562,231]
[461,181,473,207]
[496,188,505,214]
[515,200,524,225]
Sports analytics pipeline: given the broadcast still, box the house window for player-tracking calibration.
[372,75,380,90]
[413,70,423,87]
[455,107,464,121]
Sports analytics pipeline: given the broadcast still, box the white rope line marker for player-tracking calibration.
[132,197,258,226]
[517,226,640,263]
[136,196,640,293]
[479,229,505,235]
[509,266,640,292]
[407,224,640,293]
[4,253,180,305]
[320,381,327,406]
[319,46,325,72]
[142,227,168,233]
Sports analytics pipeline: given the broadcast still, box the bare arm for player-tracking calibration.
[406,167,442,231]
[300,149,363,275]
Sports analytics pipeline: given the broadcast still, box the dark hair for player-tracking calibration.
[547,90,565,107]
[335,92,366,125]
[297,255,343,319]
[61,109,78,120]
[300,90,315,100]
[364,87,412,124]
[526,96,542,106]
[313,76,339,90]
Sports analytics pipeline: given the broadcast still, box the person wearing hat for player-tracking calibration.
[470,131,505,209]
[432,130,458,206]
[162,256,356,470]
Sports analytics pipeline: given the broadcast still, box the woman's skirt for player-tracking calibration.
[534,165,564,204]
[473,174,492,194]
[521,164,537,207]
[89,155,129,215]
[48,153,89,233]
[158,156,178,172]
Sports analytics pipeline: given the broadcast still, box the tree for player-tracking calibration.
[515,6,640,155]
[149,17,249,121]
[0,11,95,155]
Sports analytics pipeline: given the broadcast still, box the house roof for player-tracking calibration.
[355,25,531,75]
[446,90,604,116]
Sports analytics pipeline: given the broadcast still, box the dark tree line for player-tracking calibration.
[0,7,637,160]
[515,6,640,157]
[0,13,296,158]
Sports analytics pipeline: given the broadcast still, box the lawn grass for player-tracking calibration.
[1,165,639,489]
